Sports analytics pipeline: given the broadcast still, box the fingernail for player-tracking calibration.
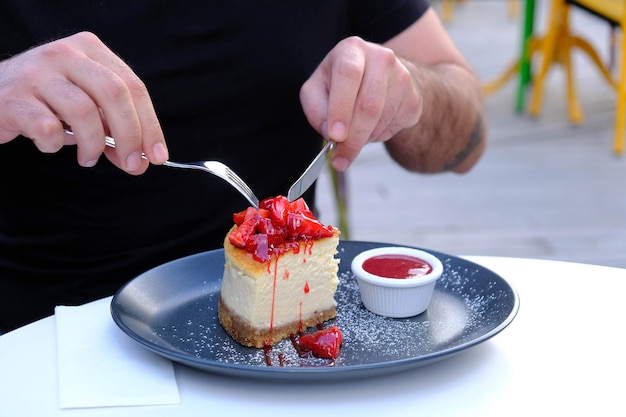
[126,151,142,171]
[331,156,350,172]
[152,142,169,163]
[84,157,99,168]
[329,122,347,140]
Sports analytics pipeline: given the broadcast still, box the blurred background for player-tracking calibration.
[316,0,626,268]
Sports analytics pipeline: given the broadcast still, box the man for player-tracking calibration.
[0,0,485,331]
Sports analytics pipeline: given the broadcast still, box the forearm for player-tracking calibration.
[385,59,487,174]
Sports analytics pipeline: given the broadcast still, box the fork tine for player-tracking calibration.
[226,170,252,194]
[224,168,259,207]
[205,161,259,207]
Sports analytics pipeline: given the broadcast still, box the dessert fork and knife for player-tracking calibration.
[64,129,334,208]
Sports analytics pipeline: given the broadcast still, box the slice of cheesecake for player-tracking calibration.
[218,196,340,348]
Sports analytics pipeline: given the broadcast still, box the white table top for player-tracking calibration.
[1,256,625,416]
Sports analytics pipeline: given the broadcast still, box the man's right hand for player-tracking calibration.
[0,31,169,174]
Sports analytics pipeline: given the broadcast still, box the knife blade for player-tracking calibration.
[287,141,335,202]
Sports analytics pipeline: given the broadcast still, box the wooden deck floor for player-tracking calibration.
[316,0,626,268]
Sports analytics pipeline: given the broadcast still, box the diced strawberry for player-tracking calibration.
[298,326,343,359]
[228,213,260,247]
[288,198,314,217]
[286,212,334,240]
[257,217,287,246]
[233,207,258,226]
[244,233,270,262]
[259,195,289,227]
[257,208,270,218]
[258,196,277,210]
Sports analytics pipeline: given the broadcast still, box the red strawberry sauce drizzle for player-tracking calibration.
[260,242,343,366]
[268,255,279,339]
[229,196,342,365]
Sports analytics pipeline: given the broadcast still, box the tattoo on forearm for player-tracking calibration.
[443,114,484,171]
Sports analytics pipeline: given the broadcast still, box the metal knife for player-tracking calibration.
[286,141,335,202]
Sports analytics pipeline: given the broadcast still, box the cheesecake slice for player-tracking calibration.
[218,196,340,348]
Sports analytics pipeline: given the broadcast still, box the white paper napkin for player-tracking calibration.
[55,297,180,409]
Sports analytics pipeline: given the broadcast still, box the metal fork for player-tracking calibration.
[161,159,259,208]
[64,130,260,208]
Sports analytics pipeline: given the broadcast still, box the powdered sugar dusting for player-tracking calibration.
[148,255,515,369]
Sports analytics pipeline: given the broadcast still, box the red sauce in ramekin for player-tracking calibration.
[362,254,432,279]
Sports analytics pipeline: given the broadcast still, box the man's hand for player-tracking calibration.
[0,31,168,174]
[300,36,422,172]
[300,9,486,174]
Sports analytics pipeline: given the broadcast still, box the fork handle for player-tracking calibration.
[64,129,149,160]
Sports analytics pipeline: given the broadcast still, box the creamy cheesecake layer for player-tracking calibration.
[218,228,340,347]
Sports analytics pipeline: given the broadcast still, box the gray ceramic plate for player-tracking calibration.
[111,241,519,381]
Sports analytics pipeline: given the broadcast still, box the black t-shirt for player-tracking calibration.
[0,0,429,330]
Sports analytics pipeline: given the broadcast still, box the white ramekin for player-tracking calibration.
[351,246,443,318]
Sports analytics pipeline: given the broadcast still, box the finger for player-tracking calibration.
[39,77,106,167]
[0,94,66,152]
[76,33,168,164]
[64,59,143,171]
[29,119,66,153]
[299,72,330,137]
[67,33,167,168]
[325,39,366,143]
[329,48,395,171]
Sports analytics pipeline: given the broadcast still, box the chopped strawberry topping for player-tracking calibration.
[227,195,334,262]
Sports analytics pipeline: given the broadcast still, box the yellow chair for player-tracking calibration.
[527,0,626,153]
[440,0,466,23]
[439,0,519,23]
